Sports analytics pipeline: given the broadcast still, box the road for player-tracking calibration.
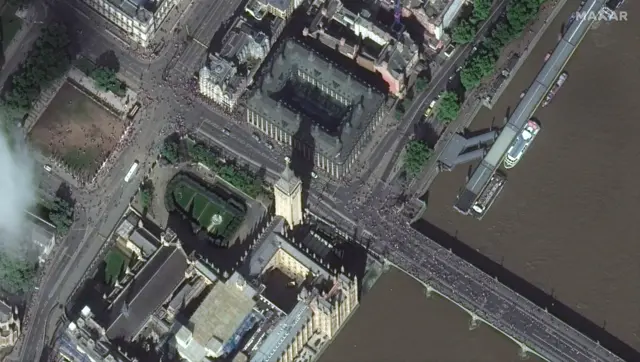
[365,0,511,185]
[13,0,624,361]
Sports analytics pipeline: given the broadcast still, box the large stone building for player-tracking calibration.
[246,39,387,179]
[304,0,420,97]
[274,157,303,229]
[80,0,179,47]
[246,217,359,362]
[199,17,272,110]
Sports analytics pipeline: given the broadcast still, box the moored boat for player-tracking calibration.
[542,72,568,108]
[503,119,541,169]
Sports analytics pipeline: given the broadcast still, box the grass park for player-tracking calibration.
[170,175,246,241]
[29,82,126,175]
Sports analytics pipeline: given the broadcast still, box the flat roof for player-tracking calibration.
[106,245,189,340]
[191,279,256,346]
[457,0,600,210]
[246,39,385,163]
[250,302,312,362]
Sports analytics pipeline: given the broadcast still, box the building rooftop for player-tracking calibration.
[250,302,312,362]
[220,17,270,64]
[247,39,385,163]
[176,276,256,361]
[242,217,333,280]
[107,0,153,23]
[25,211,56,260]
[0,301,12,324]
[106,245,189,340]
[128,229,159,257]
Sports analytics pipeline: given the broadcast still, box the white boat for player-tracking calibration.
[503,119,541,169]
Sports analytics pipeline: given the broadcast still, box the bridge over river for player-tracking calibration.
[324,0,625,359]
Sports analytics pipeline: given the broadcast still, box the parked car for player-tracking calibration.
[252,133,261,142]
[265,142,274,150]
[311,171,318,179]
[222,128,231,136]
[44,164,52,172]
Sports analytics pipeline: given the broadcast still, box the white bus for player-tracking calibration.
[124,161,139,183]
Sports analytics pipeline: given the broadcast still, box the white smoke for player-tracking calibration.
[0,130,36,251]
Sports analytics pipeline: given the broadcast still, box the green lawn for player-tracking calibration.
[174,184,196,209]
[104,250,127,285]
[1,4,23,51]
[191,194,208,216]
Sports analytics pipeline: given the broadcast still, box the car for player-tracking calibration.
[222,128,231,135]
[265,142,274,150]
[43,164,52,172]
[311,171,318,179]
[424,100,437,117]
[252,133,261,142]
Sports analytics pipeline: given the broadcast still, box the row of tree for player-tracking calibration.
[91,67,127,97]
[452,0,494,45]
[1,23,70,122]
[460,0,545,91]
[161,136,266,198]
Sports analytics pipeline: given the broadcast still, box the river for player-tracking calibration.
[323,0,639,360]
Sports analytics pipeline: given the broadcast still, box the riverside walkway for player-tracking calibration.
[455,0,605,214]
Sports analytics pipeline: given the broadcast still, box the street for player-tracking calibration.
[11,0,600,361]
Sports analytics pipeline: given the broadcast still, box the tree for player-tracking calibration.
[472,0,493,22]
[414,76,429,93]
[452,20,476,45]
[1,23,70,123]
[48,197,74,236]
[91,67,124,94]
[403,140,432,177]
[507,0,542,34]
[460,50,497,90]
[435,91,461,124]
[0,252,37,295]
[139,180,154,212]
[160,138,179,164]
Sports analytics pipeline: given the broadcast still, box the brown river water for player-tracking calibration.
[322,0,639,361]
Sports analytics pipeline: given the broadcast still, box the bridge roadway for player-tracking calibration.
[359,219,624,361]
[455,0,606,213]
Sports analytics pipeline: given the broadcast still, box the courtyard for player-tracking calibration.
[29,82,126,176]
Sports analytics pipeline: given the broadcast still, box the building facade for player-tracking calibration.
[246,40,387,179]
[80,0,180,47]
[274,158,304,229]
[0,301,20,349]
[245,0,304,20]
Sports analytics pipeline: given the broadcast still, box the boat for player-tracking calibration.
[471,171,507,219]
[542,72,568,108]
[503,119,541,169]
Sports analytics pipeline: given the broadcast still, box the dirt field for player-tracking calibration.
[29,82,126,175]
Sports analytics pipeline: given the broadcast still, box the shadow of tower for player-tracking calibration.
[288,110,315,217]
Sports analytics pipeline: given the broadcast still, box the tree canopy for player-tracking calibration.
[0,252,37,295]
[139,180,154,212]
[403,140,433,177]
[472,0,494,23]
[91,67,126,96]
[452,20,476,45]
[48,197,74,236]
[160,138,179,164]
[458,0,544,92]
[414,75,429,93]
[1,23,70,122]
[435,91,461,124]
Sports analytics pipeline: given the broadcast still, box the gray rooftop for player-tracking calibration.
[107,0,152,22]
[0,300,12,323]
[242,217,332,280]
[177,278,256,361]
[106,245,189,340]
[250,302,312,362]
[247,39,385,163]
[129,229,159,257]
